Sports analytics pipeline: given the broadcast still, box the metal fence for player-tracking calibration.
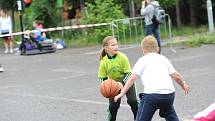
[111,17,145,48]
[111,14,175,51]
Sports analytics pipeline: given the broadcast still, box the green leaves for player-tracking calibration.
[158,0,176,8]
[0,0,17,11]
[23,0,57,28]
[83,0,126,42]
[84,0,125,24]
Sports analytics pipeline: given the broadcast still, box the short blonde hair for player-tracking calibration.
[141,35,158,52]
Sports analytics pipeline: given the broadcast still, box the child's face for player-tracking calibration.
[0,10,5,16]
[145,0,150,4]
[105,39,118,56]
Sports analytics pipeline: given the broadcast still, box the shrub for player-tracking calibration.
[82,0,126,43]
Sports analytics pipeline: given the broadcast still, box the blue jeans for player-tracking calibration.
[136,92,179,121]
[146,24,161,49]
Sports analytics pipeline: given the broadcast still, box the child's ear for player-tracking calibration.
[104,46,108,51]
[143,49,147,55]
[156,47,160,53]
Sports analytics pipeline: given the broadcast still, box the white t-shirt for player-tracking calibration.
[0,16,12,34]
[132,53,176,94]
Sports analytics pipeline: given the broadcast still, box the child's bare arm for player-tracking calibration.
[170,72,190,95]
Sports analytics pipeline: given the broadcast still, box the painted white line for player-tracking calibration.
[82,45,139,55]
[0,92,129,108]
[171,54,210,62]
[0,72,96,89]
[184,71,215,78]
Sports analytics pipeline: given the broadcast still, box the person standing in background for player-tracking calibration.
[0,9,13,54]
[141,0,161,53]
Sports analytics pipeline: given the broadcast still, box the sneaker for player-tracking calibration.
[9,48,13,54]
[0,64,4,72]
[4,49,8,54]
[15,50,21,55]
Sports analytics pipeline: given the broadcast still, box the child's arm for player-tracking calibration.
[170,72,190,95]
[114,73,138,102]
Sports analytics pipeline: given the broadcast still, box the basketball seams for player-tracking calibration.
[103,81,109,98]
[100,79,120,98]
[111,81,120,98]
[109,79,113,97]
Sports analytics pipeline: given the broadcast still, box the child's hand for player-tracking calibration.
[183,83,190,95]
[114,93,124,102]
[142,1,145,8]
[117,82,123,90]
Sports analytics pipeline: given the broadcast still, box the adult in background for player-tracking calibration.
[141,0,161,53]
[0,9,13,54]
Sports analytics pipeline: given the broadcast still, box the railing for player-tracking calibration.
[111,14,176,52]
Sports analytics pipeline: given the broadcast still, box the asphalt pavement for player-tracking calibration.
[0,44,215,121]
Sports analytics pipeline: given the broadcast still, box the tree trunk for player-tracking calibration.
[190,4,196,26]
[11,10,15,32]
[129,0,135,17]
[176,0,181,28]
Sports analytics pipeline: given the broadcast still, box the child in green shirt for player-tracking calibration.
[98,36,138,121]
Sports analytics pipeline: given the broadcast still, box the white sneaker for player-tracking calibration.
[4,49,8,54]
[15,50,21,55]
[0,65,4,72]
[9,48,13,54]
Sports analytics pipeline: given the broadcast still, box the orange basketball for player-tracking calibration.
[100,79,121,98]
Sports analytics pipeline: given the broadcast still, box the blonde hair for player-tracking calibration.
[141,35,158,53]
[99,36,116,60]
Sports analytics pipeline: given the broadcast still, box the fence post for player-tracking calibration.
[207,0,214,33]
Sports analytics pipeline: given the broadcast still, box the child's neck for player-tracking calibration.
[107,53,117,59]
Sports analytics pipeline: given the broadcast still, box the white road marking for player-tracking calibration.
[0,92,129,108]
[82,45,139,55]
[171,54,210,62]
[0,72,96,89]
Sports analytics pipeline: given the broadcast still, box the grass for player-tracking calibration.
[171,25,207,36]
[182,33,215,47]
[161,25,215,47]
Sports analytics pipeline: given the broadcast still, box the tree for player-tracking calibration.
[0,0,17,11]
[176,0,181,28]
[23,0,58,28]
[83,0,125,42]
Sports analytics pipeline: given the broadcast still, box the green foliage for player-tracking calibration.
[83,0,126,43]
[158,0,176,8]
[23,0,58,29]
[184,33,215,47]
[0,0,17,11]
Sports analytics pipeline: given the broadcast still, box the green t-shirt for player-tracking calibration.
[98,52,131,82]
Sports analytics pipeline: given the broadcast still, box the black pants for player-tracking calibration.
[108,84,138,121]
